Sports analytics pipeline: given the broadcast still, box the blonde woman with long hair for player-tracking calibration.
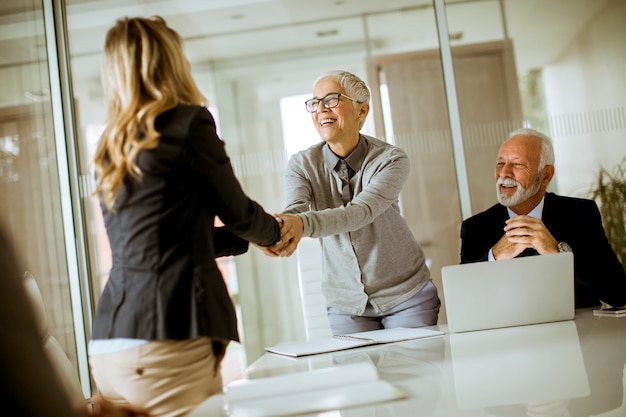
[89,16,283,416]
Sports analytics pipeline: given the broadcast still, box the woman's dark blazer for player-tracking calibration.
[92,105,280,343]
[460,192,626,309]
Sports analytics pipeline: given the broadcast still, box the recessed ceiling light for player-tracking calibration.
[316,29,339,38]
[449,31,464,41]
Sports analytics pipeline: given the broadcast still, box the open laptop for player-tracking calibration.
[441,252,574,333]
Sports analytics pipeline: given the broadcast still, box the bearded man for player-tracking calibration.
[459,127,626,309]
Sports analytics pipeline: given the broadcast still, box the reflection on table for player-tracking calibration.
[187,309,626,416]
[450,321,589,416]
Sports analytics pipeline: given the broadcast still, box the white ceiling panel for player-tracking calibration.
[0,0,613,80]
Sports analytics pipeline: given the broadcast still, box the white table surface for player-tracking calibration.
[188,308,626,416]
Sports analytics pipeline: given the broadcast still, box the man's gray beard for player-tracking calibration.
[497,173,542,207]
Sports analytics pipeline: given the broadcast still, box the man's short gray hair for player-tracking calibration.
[508,127,555,169]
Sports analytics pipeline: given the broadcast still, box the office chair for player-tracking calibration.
[22,271,85,403]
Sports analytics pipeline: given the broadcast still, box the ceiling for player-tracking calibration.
[0,0,610,84]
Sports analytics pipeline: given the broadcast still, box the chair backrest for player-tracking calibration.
[22,271,85,402]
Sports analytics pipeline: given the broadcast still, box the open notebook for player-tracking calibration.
[265,327,444,357]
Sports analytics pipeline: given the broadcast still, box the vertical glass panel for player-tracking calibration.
[0,0,79,374]
[439,0,626,205]
[365,3,462,324]
[448,0,626,234]
[512,0,625,196]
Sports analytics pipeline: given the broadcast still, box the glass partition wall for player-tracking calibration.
[2,0,623,396]
[0,0,91,396]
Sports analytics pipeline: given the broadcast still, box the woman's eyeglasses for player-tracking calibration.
[304,92,361,113]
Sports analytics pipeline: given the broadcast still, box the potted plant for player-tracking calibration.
[590,157,626,268]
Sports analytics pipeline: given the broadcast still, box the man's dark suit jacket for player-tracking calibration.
[92,105,281,343]
[460,192,626,308]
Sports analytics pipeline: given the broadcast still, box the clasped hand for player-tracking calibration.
[492,215,559,260]
[255,214,304,257]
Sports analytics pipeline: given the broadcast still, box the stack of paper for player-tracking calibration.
[265,326,444,357]
[593,307,626,317]
[225,361,406,417]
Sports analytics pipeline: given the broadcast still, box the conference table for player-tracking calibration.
[188,308,626,416]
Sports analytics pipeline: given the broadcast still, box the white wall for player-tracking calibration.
[542,0,626,197]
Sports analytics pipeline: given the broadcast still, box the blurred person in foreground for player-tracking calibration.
[0,227,149,417]
[89,16,284,417]
[460,127,626,308]
[266,70,441,335]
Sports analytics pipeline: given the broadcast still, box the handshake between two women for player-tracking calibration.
[256,214,304,258]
